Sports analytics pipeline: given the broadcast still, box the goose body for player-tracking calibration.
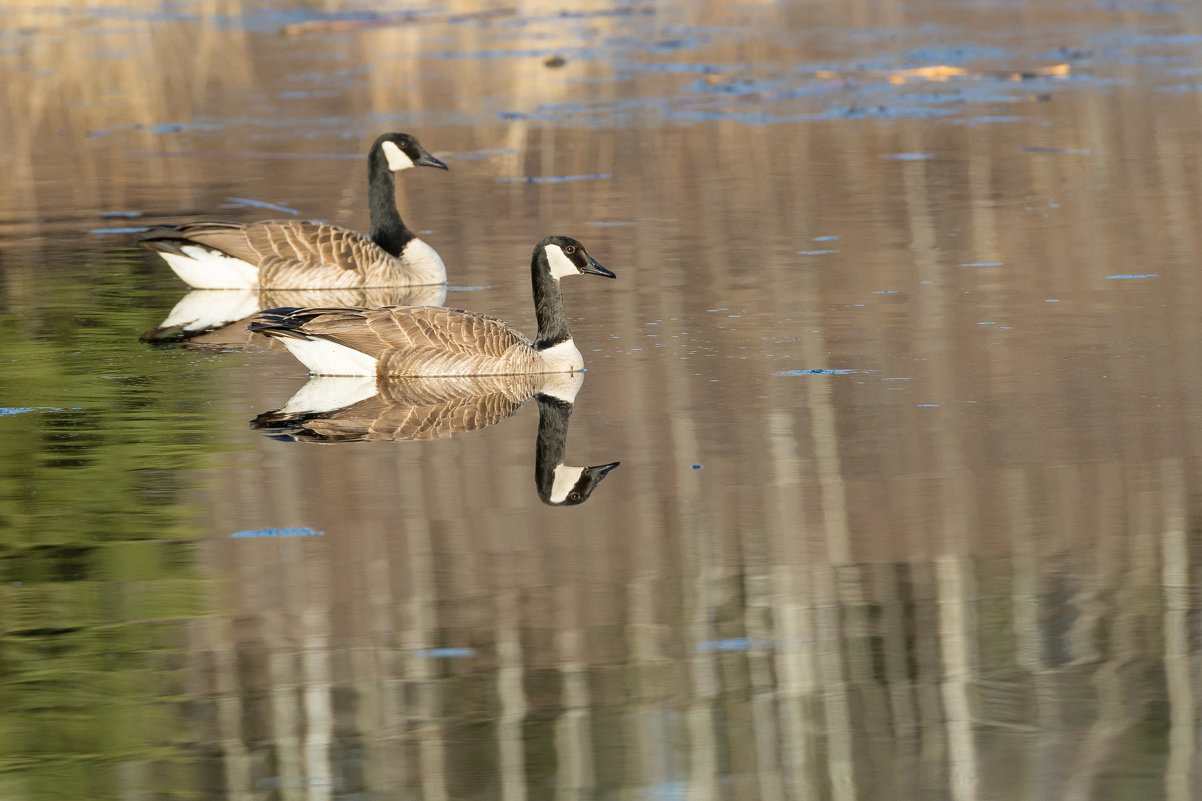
[249,236,615,377]
[141,133,448,289]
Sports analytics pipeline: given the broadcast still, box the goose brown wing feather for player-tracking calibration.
[292,306,531,365]
[382,307,532,356]
[271,394,521,442]
[375,375,541,406]
[255,306,536,375]
[367,392,528,440]
[374,308,535,376]
[167,222,262,263]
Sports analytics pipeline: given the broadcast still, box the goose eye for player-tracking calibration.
[569,491,582,502]
[564,245,576,255]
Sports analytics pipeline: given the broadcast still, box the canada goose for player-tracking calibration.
[140,132,448,289]
[248,235,615,377]
[139,285,448,346]
[252,371,619,505]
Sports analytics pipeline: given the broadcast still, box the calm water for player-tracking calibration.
[5,1,1202,798]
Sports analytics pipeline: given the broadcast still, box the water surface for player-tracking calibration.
[4,1,1202,799]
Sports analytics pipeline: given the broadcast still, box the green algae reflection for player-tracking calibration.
[0,244,228,798]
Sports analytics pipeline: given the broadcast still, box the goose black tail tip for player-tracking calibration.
[247,307,314,340]
[250,407,316,431]
[138,235,191,256]
[139,323,196,344]
[251,409,360,443]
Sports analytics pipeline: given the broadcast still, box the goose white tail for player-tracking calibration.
[279,376,379,413]
[276,337,380,377]
[158,245,260,289]
[158,289,260,333]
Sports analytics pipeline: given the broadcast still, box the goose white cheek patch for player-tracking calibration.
[545,245,579,279]
[550,464,586,504]
[381,140,414,171]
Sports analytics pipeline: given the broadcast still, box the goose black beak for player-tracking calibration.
[414,150,449,170]
[585,461,621,483]
[580,460,621,497]
[581,254,616,279]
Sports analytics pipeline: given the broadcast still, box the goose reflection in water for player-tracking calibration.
[138,284,447,348]
[252,371,619,506]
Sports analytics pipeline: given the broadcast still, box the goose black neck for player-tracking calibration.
[532,250,573,350]
[367,148,415,257]
[534,395,572,496]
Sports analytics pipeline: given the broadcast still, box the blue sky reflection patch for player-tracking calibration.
[231,527,324,538]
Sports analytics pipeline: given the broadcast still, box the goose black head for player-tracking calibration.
[539,235,616,281]
[544,461,622,506]
[374,132,449,172]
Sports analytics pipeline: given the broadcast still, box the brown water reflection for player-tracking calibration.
[5,0,1202,799]
[141,285,448,345]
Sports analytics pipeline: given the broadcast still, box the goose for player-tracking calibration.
[248,235,615,377]
[140,132,448,290]
[252,372,619,505]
